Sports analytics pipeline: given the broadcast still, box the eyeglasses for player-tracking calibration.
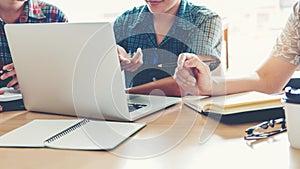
[244,118,287,140]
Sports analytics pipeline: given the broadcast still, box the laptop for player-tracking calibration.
[4,22,180,121]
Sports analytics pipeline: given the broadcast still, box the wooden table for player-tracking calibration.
[0,103,299,169]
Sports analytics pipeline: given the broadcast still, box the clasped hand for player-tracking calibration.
[174,53,212,96]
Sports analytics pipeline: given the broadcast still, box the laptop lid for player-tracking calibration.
[5,22,180,121]
[5,22,132,120]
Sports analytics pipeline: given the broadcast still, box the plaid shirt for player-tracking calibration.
[114,0,222,87]
[0,0,67,68]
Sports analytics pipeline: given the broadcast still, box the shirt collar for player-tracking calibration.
[130,0,193,31]
[19,0,46,22]
[129,5,152,30]
[174,0,195,31]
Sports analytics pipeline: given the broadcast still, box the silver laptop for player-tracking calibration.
[4,22,180,121]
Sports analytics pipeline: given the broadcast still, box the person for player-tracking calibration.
[0,0,68,111]
[113,0,223,96]
[174,1,300,96]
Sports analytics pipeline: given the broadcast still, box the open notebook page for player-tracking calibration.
[45,120,146,150]
[0,119,81,147]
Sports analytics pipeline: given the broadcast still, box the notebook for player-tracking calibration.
[184,91,285,124]
[0,119,146,150]
[4,22,180,121]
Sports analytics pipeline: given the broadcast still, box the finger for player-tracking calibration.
[13,84,19,90]
[0,90,4,95]
[174,73,187,87]
[0,105,2,112]
[2,63,14,70]
[117,45,127,55]
[122,58,142,69]
[126,64,141,72]
[1,69,16,80]
[177,53,187,70]
[176,75,197,94]
[7,77,18,88]
[119,55,131,64]
[131,48,143,63]
[135,48,142,57]
[177,67,197,84]
[184,57,210,73]
[126,59,143,70]
[185,71,197,86]
[129,58,143,67]
[123,63,140,72]
[174,68,193,86]
[117,45,131,63]
[176,69,196,86]
[177,53,196,69]
[121,63,135,71]
[189,86,200,96]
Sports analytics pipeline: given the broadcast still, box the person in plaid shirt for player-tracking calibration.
[114,0,222,96]
[0,0,67,111]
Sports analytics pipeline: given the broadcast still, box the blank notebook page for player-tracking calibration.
[0,119,81,147]
[45,120,146,150]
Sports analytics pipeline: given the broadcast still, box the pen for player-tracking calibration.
[157,59,220,68]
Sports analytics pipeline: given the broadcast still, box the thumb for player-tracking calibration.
[119,54,131,64]
[184,57,207,70]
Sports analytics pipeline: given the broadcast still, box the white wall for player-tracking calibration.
[44,0,297,75]
[44,0,294,27]
[44,0,144,22]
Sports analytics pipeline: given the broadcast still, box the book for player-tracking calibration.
[0,119,146,150]
[0,87,25,111]
[184,91,285,124]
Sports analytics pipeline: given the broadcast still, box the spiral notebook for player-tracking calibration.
[0,119,146,150]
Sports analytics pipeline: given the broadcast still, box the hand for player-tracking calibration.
[117,45,143,72]
[1,63,19,89]
[174,53,212,96]
[0,90,4,112]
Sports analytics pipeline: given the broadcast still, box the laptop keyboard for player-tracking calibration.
[128,103,147,112]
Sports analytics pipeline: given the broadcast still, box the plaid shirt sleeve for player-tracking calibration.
[188,11,223,60]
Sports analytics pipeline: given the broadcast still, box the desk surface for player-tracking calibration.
[0,103,299,169]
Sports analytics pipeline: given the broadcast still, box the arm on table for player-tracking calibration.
[175,55,298,96]
[126,77,183,97]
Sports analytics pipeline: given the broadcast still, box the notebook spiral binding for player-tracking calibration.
[44,119,90,143]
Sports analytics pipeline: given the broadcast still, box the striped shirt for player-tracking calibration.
[0,0,68,68]
[114,0,222,87]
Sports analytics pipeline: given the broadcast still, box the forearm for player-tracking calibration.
[206,73,258,96]
[127,77,183,97]
[211,71,290,95]
[221,73,261,95]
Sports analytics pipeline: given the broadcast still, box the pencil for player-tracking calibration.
[157,59,220,68]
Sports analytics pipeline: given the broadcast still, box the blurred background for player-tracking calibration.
[45,0,298,76]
